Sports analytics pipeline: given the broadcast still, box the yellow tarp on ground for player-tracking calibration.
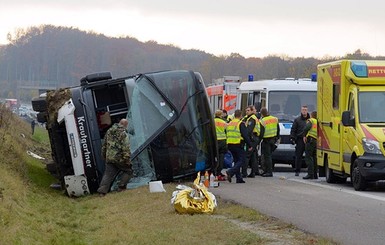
[172,173,217,214]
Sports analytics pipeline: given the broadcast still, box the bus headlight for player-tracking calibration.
[362,138,382,154]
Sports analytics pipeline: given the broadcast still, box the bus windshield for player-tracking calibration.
[124,70,216,186]
[268,91,316,121]
[125,75,177,158]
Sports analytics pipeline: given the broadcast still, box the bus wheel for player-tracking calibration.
[37,111,47,123]
[325,158,336,183]
[352,159,366,191]
[32,96,47,112]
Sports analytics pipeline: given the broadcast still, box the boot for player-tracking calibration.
[303,175,314,179]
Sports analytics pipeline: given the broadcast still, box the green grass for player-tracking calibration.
[32,125,50,143]
[0,111,338,245]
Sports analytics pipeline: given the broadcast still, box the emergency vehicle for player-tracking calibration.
[5,98,18,112]
[317,60,385,190]
[237,78,317,167]
[206,76,241,115]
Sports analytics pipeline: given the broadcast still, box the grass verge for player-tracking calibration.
[0,111,337,245]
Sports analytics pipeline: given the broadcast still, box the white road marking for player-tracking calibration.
[284,176,385,202]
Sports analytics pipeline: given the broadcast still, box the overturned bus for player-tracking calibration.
[32,70,217,197]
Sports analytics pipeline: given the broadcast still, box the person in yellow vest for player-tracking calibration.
[222,109,232,123]
[214,109,228,178]
[302,111,318,179]
[259,107,280,177]
[225,109,253,183]
[242,105,260,178]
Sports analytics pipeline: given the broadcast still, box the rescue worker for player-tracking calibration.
[302,111,318,179]
[258,107,280,177]
[225,109,253,183]
[290,105,310,176]
[97,118,132,196]
[222,109,232,123]
[214,109,227,178]
[242,105,260,178]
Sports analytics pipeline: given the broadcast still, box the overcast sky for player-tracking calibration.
[1,0,385,58]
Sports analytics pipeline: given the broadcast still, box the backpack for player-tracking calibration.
[224,151,233,168]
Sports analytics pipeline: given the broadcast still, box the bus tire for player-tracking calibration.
[37,112,47,123]
[32,97,47,112]
[352,159,366,191]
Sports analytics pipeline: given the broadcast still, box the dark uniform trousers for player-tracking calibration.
[97,162,133,194]
[304,137,317,177]
[294,138,306,173]
[261,137,276,174]
[242,135,259,176]
[227,143,246,181]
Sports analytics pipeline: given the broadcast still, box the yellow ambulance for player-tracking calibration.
[317,60,385,190]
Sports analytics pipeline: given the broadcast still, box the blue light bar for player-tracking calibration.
[351,61,368,77]
[311,73,317,81]
[248,74,254,81]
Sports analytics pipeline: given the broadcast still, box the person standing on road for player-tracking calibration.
[303,111,318,179]
[226,109,252,184]
[97,118,132,196]
[242,105,260,178]
[258,107,279,177]
[290,105,310,176]
[214,109,228,178]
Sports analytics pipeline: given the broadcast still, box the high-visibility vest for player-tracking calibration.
[214,117,227,140]
[306,118,317,139]
[246,114,260,135]
[260,115,278,138]
[226,118,243,144]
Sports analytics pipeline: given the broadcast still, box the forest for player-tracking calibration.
[0,25,382,101]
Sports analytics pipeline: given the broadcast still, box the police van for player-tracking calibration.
[237,78,317,167]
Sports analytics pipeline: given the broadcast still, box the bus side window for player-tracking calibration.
[97,110,112,131]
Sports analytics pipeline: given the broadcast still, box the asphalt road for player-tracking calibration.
[211,165,385,245]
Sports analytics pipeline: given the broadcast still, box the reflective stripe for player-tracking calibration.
[246,114,260,135]
[261,115,278,138]
[226,118,243,144]
[306,118,317,139]
[215,118,227,140]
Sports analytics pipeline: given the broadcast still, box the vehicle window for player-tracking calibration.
[359,92,385,123]
[333,84,340,109]
[125,76,177,156]
[348,92,355,121]
[268,91,316,121]
[147,71,197,111]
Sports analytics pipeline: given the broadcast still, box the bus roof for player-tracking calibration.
[238,79,317,92]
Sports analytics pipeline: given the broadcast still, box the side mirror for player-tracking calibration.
[342,111,355,127]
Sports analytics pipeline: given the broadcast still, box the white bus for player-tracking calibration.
[236,78,317,167]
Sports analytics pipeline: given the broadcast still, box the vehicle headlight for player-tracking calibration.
[362,138,382,154]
